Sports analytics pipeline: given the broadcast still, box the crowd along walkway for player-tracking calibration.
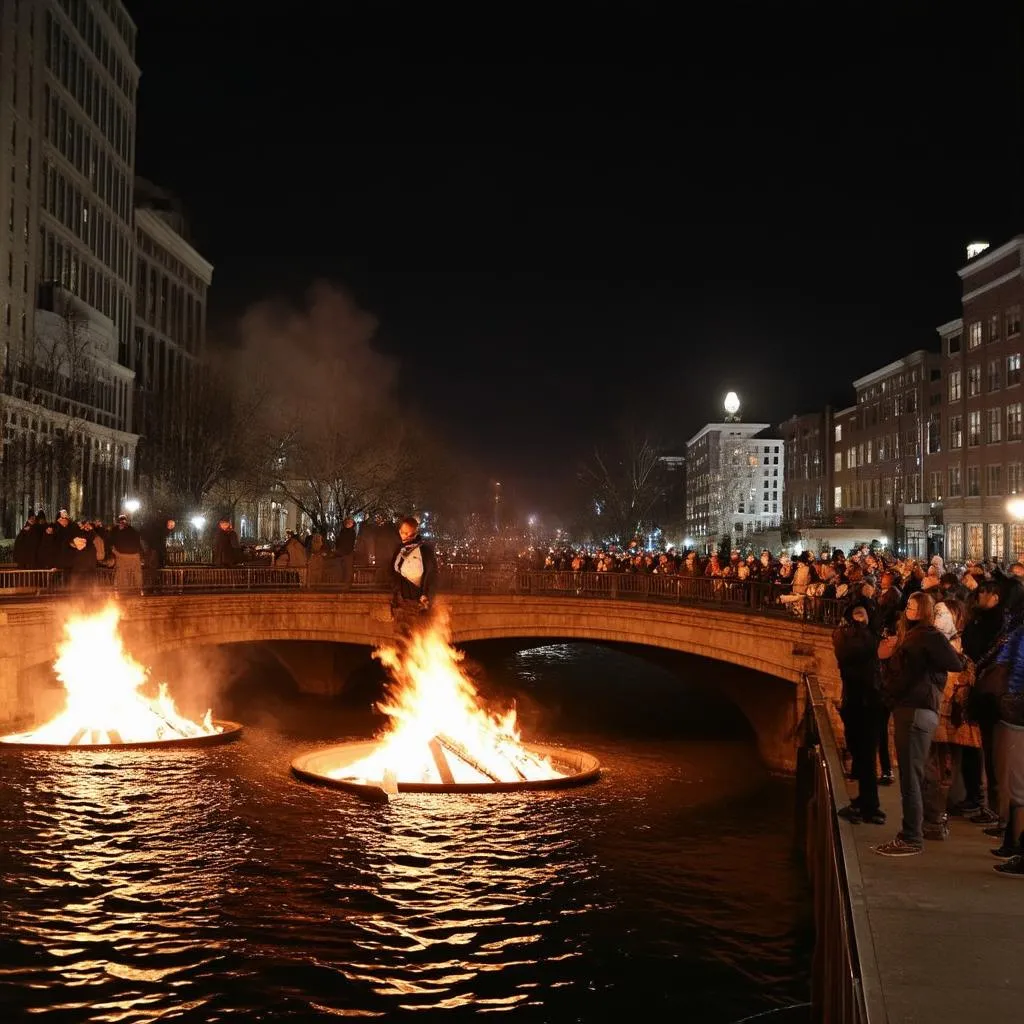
[840,769,1023,1022]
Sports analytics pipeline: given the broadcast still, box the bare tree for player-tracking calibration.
[577,429,668,545]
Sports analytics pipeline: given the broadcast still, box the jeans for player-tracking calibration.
[893,706,939,846]
[923,741,962,825]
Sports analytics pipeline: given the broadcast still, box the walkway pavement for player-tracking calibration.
[840,779,1023,1023]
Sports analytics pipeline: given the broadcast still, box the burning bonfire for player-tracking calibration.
[1,604,233,748]
[293,613,600,795]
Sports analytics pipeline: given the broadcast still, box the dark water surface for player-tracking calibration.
[0,642,811,1022]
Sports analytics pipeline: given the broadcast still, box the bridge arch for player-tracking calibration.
[0,593,840,772]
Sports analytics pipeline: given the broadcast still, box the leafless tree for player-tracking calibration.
[577,429,668,544]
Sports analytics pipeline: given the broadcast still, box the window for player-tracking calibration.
[989,358,1002,392]
[968,409,981,446]
[968,466,981,496]
[950,414,963,448]
[927,413,941,453]
[949,335,961,355]
[990,523,1005,562]
[929,470,943,501]
[969,322,983,349]
[834,424,842,443]
[967,524,984,559]
[948,466,962,497]
[968,364,982,396]
[987,464,1002,496]
[990,314,1001,343]
[1008,306,1022,338]
[988,407,1002,443]
[949,370,962,401]
[948,524,964,561]
[1013,525,1024,563]
[833,452,842,472]
[1009,403,1023,440]
[1010,463,1024,495]
[1009,354,1021,386]
[834,486,842,509]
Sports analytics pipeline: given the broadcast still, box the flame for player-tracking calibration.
[0,604,220,746]
[330,612,563,786]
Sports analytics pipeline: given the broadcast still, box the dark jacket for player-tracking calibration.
[13,525,39,569]
[962,605,1004,664]
[391,534,437,603]
[882,623,966,712]
[832,619,883,710]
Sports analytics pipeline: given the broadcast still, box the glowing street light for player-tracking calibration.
[191,515,207,531]
[723,391,740,421]
[1008,498,1024,521]
[123,498,140,514]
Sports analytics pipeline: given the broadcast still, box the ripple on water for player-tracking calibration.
[0,650,811,1021]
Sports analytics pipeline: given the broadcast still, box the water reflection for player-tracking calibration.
[0,642,810,1022]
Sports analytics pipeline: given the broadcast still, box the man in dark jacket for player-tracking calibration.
[391,516,437,634]
[336,517,357,588]
[13,517,40,569]
[833,604,886,825]
[875,592,967,856]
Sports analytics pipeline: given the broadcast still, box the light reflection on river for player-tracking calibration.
[0,641,811,1022]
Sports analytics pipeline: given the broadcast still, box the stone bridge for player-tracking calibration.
[0,591,842,772]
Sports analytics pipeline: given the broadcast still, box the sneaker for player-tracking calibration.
[949,800,981,817]
[862,810,888,825]
[874,836,923,857]
[991,844,1021,859]
[994,855,1024,877]
[838,805,863,824]
[878,773,895,786]
[923,824,950,841]
[970,807,1001,825]
[983,825,1006,838]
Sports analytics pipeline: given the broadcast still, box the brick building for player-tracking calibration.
[778,408,833,535]
[831,349,944,558]
[930,236,1024,562]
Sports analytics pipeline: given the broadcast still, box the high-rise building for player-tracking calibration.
[133,179,213,488]
[0,0,140,532]
[929,236,1024,562]
[684,421,781,553]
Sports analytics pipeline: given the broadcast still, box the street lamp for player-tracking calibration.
[723,391,740,422]
[124,498,140,514]
[191,515,206,531]
[1008,498,1024,521]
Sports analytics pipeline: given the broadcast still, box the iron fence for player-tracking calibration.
[796,674,873,1024]
[0,563,849,620]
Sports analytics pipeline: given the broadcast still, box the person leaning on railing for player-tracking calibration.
[874,591,967,858]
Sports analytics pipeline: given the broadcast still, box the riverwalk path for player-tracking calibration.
[840,778,1022,1023]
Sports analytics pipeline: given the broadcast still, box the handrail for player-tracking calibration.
[0,565,847,622]
[797,674,876,1024]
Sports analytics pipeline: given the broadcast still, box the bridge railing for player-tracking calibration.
[0,564,845,622]
[509,571,845,625]
[797,674,874,1024]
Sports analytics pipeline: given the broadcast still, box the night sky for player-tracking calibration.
[127,7,1023,508]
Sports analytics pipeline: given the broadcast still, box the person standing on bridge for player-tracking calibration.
[391,516,437,634]
[875,591,966,857]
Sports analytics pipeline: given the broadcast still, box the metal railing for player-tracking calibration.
[796,674,872,1024]
[0,564,848,620]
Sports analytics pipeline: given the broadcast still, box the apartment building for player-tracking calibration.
[929,237,1024,562]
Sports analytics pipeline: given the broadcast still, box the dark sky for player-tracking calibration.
[127,7,1023,509]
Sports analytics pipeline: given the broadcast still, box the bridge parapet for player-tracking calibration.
[0,590,841,773]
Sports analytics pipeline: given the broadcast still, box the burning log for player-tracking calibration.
[427,737,456,784]
[434,733,510,783]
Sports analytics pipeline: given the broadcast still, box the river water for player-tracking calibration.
[0,641,811,1023]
